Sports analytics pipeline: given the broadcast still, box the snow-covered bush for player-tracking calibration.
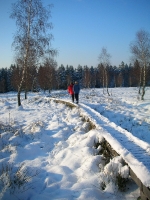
[23,120,45,140]
[100,156,129,192]
[0,162,39,199]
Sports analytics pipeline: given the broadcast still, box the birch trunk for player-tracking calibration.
[103,68,105,94]
[105,68,110,96]
[141,64,146,100]
[138,66,142,94]
[17,1,31,106]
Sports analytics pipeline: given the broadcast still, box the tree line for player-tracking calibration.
[1,0,150,106]
[0,59,150,93]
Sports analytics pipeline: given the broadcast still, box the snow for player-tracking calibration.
[0,87,150,200]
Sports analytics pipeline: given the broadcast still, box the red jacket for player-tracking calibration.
[68,84,74,95]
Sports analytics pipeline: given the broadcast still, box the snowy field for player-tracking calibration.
[0,87,150,200]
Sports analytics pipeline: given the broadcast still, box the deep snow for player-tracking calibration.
[0,87,150,200]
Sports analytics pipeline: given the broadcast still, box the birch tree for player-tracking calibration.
[98,47,111,95]
[130,29,150,100]
[10,0,56,106]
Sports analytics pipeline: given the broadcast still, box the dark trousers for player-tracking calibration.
[71,94,74,102]
[75,93,79,103]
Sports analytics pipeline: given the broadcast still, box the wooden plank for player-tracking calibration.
[52,98,150,200]
[129,168,143,190]
[143,184,150,200]
[53,99,76,108]
[140,190,149,200]
[129,169,150,199]
[100,139,150,200]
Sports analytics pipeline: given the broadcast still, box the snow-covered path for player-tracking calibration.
[50,94,150,188]
[0,88,150,200]
[77,102,150,187]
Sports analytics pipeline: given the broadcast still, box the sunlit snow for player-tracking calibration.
[0,87,150,200]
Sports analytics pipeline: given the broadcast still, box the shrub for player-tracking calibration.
[0,162,39,198]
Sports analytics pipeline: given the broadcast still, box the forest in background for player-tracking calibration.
[0,60,150,93]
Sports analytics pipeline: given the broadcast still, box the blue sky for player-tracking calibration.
[0,0,150,69]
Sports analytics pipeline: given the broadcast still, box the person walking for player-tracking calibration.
[73,81,80,104]
[68,82,74,102]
